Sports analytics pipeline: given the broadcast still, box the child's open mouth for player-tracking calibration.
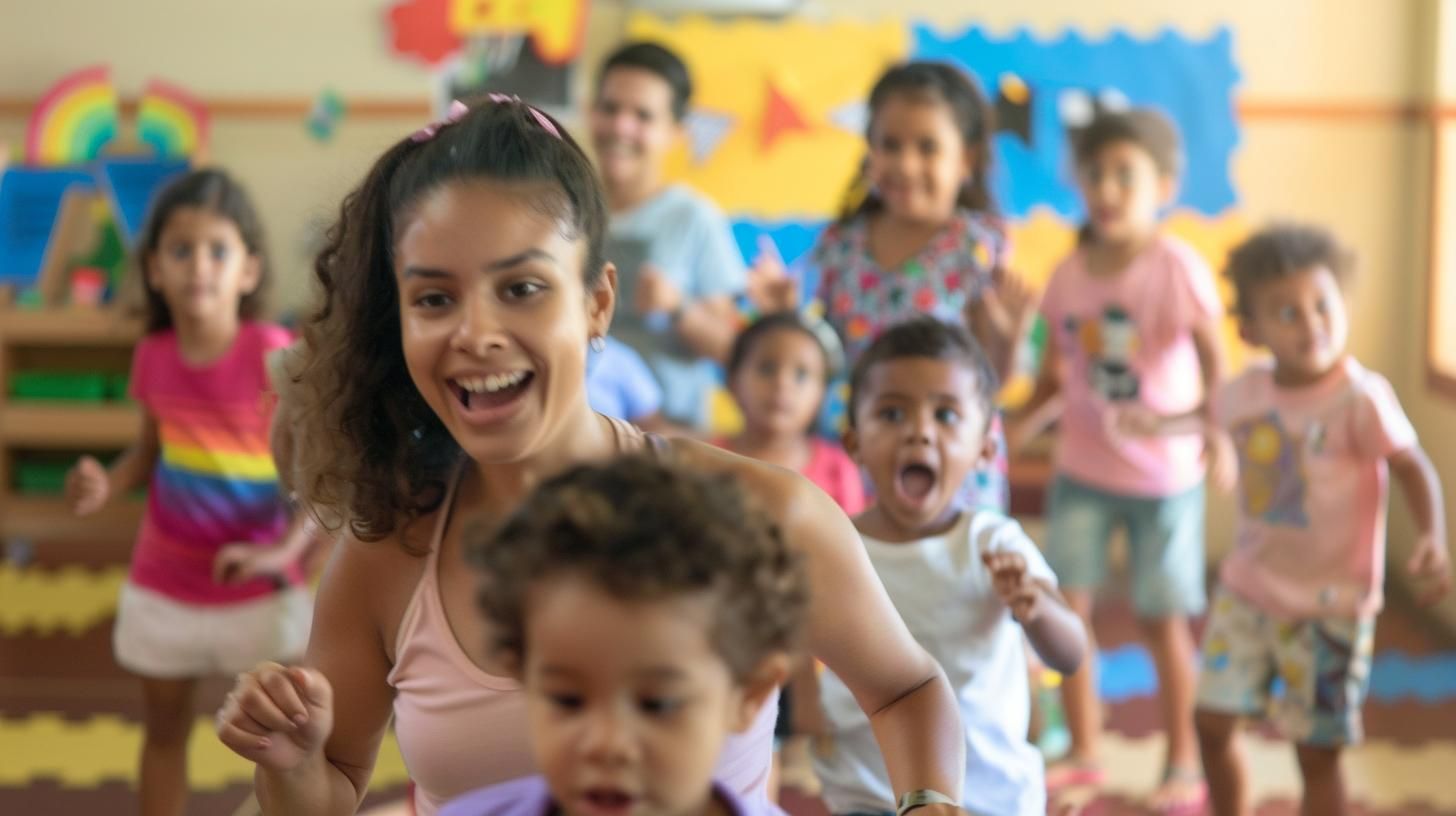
[895,463,938,504]
[446,371,534,424]
[578,787,637,816]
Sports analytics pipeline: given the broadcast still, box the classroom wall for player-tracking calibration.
[2,0,1448,621]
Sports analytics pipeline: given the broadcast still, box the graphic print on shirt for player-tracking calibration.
[1062,304,1141,401]
[1231,411,1309,528]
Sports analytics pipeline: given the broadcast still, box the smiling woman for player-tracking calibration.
[214,97,970,816]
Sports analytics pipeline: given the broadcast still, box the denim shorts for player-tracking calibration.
[1044,475,1207,617]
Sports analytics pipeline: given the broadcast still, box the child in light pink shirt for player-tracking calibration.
[1016,109,1225,812]
[1187,224,1449,815]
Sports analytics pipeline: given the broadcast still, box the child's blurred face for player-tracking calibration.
[729,328,826,439]
[1243,265,1349,384]
[847,357,992,536]
[394,180,613,466]
[866,95,972,224]
[1076,140,1172,246]
[590,68,680,194]
[521,576,771,816]
[146,207,260,326]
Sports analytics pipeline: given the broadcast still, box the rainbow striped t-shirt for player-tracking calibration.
[128,321,301,605]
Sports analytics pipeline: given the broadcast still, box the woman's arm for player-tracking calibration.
[220,537,407,815]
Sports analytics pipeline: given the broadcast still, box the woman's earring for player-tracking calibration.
[590,335,607,353]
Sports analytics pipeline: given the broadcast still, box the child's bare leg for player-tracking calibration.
[139,676,197,816]
[1141,613,1202,806]
[1058,589,1101,765]
[1296,744,1346,816]
[1196,710,1247,816]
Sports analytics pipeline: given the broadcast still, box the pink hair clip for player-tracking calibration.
[486,92,562,139]
[411,100,470,143]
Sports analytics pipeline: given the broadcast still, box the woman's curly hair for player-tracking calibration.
[289,99,607,546]
[468,456,809,680]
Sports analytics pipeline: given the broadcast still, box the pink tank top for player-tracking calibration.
[387,422,779,816]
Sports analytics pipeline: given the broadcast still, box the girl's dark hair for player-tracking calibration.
[599,41,693,122]
[135,169,270,333]
[1072,108,1182,246]
[469,456,808,680]
[843,61,997,222]
[727,311,832,380]
[1073,107,1183,179]
[293,99,608,545]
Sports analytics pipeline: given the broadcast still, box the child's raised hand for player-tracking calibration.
[982,549,1042,623]
[746,255,798,314]
[64,455,110,517]
[1408,533,1453,606]
[217,663,334,772]
[967,267,1037,341]
[635,264,683,317]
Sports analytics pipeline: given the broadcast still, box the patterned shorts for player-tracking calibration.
[1196,587,1375,746]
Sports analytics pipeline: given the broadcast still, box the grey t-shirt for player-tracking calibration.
[606,184,747,427]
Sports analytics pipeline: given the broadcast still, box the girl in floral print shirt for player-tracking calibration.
[757,61,1035,512]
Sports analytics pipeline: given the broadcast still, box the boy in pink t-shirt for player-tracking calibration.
[1132,224,1451,815]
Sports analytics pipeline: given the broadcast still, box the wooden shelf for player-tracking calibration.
[0,496,143,542]
[0,310,143,346]
[0,404,139,448]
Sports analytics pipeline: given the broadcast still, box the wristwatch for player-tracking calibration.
[896,789,958,816]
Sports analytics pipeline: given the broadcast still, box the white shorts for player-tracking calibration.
[113,582,313,679]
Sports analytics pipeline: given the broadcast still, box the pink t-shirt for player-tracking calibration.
[128,322,301,605]
[1217,358,1416,620]
[1039,235,1222,497]
[712,438,866,516]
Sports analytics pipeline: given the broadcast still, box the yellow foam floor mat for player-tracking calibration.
[0,564,127,636]
[0,714,408,791]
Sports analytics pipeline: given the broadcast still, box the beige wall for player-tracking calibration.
[2,0,1448,615]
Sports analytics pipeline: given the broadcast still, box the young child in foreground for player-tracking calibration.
[1122,223,1453,816]
[810,317,1086,816]
[440,455,808,816]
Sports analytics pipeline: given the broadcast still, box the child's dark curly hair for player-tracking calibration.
[1225,223,1355,320]
[468,456,809,680]
[290,98,608,545]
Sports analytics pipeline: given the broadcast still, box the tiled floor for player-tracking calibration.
[2,537,1454,815]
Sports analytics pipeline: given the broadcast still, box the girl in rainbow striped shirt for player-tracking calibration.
[65,169,313,816]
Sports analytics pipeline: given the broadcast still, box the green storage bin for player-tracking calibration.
[107,373,131,401]
[10,371,109,402]
[15,461,72,495]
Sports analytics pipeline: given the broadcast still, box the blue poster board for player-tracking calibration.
[97,157,189,244]
[0,167,96,286]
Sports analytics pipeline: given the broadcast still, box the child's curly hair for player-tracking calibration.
[468,456,809,680]
[289,99,607,545]
[1225,223,1356,320]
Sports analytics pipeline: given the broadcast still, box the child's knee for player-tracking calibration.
[1294,743,1342,777]
[1195,709,1239,746]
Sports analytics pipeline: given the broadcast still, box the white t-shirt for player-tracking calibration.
[814,512,1054,816]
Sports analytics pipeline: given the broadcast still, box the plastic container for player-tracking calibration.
[10,371,109,402]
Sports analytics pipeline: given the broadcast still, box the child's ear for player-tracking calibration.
[978,427,998,467]
[1157,173,1179,209]
[730,653,792,733]
[589,263,618,340]
[240,253,263,297]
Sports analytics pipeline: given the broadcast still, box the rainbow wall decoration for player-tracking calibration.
[137,80,209,159]
[24,66,119,166]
